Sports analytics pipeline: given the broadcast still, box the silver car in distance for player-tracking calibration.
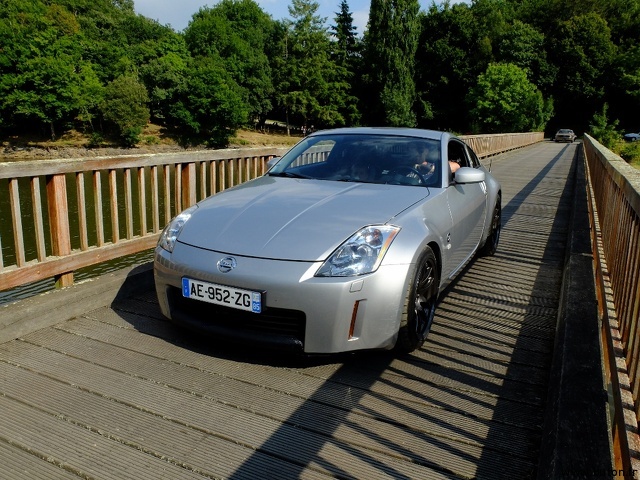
[154,127,502,354]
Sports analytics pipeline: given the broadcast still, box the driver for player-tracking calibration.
[412,143,437,178]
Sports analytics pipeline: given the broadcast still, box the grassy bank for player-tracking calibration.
[1,125,302,160]
[614,140,640,169]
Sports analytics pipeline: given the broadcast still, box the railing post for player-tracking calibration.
[46,173,73,287]
[181,162,197,209]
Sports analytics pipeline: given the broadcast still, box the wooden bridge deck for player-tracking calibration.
[0,141,583,479]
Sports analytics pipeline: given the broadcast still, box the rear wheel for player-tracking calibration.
[395,247,439,354]
[479,195,501,256]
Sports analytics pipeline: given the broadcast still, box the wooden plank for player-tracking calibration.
[0,339,458,479]
[0,440,81,480]
[30,177,47,262]
[163,164,171,224]
[46,174,72,287]
[93,170,104,247]
[137,166,147,236]
[0,236,158,293]
[0,394,208,480]
[124,168,133,240]
[0,147,290,178]
[0,262,153,343]
[174,163,182,213]
[199,161,207,201]
[209,160,217,195]
[108,169,119,243]
[9,178,26,267]
[76,172,89,250]
[181,162,196,209]
[219,159,226,192]
[150,165,159,233]
[0,363,331,480]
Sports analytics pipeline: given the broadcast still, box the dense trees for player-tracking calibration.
[0,0,639,146]
[363,0,420,126]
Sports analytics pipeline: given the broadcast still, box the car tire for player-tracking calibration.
[395,246,439,354]
[479,195,501,256]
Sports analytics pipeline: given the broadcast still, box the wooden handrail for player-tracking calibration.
[0,133,543,293]
[583,134,640,475]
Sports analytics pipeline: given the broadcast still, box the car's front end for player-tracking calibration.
[554,129,575,142]
[152,163,441,353]
[155,242,414,353]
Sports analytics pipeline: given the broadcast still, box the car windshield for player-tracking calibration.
[558,129,572,134]
[268,134,442,187]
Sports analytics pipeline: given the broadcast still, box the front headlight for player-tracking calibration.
[316,225,400,277]
[158,205,198,253]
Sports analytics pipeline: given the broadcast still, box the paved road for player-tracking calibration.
[0,141,580,479]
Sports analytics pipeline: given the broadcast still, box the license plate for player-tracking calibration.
[182,278,262,313]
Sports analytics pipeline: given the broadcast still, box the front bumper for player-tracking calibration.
[154,243,413,353]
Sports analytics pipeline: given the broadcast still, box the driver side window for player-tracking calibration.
[447,141,469,168]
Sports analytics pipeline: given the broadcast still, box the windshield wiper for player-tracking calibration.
[268,171,311,179]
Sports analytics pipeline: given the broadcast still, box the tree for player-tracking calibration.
[588,103,621,149]
[330,0,361,126]
[275,0,350,130]
[546,12,616,132]
[184,0,275,127]
[172,56,248,147]
[101,75,150,146]
[331,0,359,67]
[469,63,552,133]
[0,2,104,138]
[363,0,420,127]
[494,20,556,92]
[138,33,191,125]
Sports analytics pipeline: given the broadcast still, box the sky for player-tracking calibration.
[133,0,454,34]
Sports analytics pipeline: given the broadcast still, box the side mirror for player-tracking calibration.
[266,157,281,171]
[454,167,485,184]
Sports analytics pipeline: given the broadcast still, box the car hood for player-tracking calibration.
[176,176,428,261]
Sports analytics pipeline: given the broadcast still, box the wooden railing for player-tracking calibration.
[583,134,640,474]
[0,132,543,294]
[0,147,288,292]
[463,132,543,158]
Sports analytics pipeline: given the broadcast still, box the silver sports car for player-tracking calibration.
[154,128,501,354]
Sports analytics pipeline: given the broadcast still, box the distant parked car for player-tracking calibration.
[624,132,640,142]
[554,129,577,142]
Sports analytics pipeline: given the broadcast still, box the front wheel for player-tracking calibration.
[395,247,439,354]
[479,195,501,256]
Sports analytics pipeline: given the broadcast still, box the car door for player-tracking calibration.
[444,139,488,278]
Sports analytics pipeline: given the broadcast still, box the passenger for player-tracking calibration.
[351,159,374,182]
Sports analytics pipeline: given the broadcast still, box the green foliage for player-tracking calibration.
[588,103,621,149]
[415,2,491,131]
[101,75,150,146]
[364,0,420,127]
[617,141,640,168]
[184,0,275,125]
[173,56,248,147]
[469,63,552,133]
[494,20,556,91]
[271,0,351,130]
[330,0,361,126]
[0,0,105,138]
[2,0,640,147]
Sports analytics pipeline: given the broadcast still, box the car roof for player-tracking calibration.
[307,127,451,142]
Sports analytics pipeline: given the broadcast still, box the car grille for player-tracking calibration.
[168,287,306,350]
